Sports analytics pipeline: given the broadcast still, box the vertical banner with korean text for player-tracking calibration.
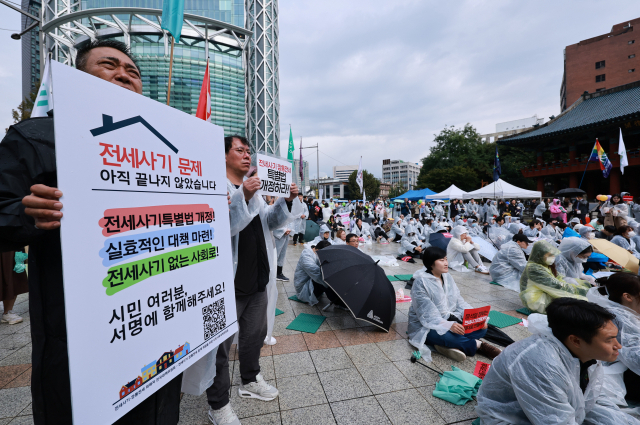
[51,62,237,424]
[256,153,292,198]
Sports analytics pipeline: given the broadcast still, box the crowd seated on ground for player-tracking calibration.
[519,240,590,314]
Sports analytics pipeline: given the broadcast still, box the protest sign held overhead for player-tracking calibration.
[50,61,237,425]
[256,153,292,198]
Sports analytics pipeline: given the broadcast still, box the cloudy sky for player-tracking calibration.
[1,0,638,179]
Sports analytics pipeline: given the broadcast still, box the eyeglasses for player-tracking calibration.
[231,148,251,156]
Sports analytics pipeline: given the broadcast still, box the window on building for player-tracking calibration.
[595,60,605,69]
[630,54,636,59]
[595,74,606,83]
[630,40,636,45]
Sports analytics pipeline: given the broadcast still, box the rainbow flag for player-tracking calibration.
[589,139,612,178]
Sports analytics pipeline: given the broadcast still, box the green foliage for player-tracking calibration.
[7,85,38,133]
[348,169,380,201]
[416,124,536,192]
[388,182,406,199]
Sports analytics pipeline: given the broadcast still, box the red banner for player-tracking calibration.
[624,195,633,202]
[462,306,490,334]
[474,361,491,379]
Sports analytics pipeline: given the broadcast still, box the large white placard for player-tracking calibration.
[51,62,237,424]
[256,153,292,198]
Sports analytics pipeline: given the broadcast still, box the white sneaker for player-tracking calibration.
[264,336,277,346]
[208,404,240,425]
[1,311,23,325]
[475,266,489,275]
[435,345,467,362]
[238,373,278,401]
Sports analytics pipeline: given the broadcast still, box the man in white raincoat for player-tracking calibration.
[476,298,640,425]
[489,234,531,292]
[206,136,303,425]
[311,224,333,246]
[291,193,308,246]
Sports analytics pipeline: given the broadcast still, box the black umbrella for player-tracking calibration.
[555,188,586,197]
[316,245,395,331]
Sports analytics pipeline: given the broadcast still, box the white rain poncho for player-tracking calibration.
[399,224,421,255]
[273,223,292,268]
[487,226,512,250]
[555,237,595,284]
[611,235,640,260]
[489,241,527,292]
[579,225,596,240]
[311,224,333,246]
[407,270,472,362]
[476,314,640,425]
[533,201,546,217]
[519,240,590,314]
[601,201,630,219]
[467,221,482,237]
[467,201,479,216]
[508,223,521,235]
[587,286,640,407]
[291,201,309,235]
[227,180,304,350]
[523,225,540,239]
[628,221,640,249]
[293,247,326,306]
[486,201,499,220]
[541,223,562,242]
[352,222,370,240]
[446,226,481,272]
[389,221,404,240]
[434,204,444,219]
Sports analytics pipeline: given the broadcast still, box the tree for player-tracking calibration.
[416,124,536,192]
[11,84,38,126]
[388,182,405,199]
[348,169,380,201]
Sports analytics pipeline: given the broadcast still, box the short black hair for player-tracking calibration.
[315,240,332,250]
[346,233,358,243]
[597,272,640,304]
[604,225,617,234]
[76,39,140,76]
[495,216,505,223]
[224,135,251,154]
[529,219,541,227]
[579,245,593,256]
[547,298,615,344]
[615,225,633,236]
[422,246,447,273]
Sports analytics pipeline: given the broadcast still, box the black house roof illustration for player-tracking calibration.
[90,114,178,153]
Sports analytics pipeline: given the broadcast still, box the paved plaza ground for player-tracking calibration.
[0,240,533,425]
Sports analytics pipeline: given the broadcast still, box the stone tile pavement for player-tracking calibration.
[0,240,532,425]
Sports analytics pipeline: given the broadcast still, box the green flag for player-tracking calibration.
[287,126,295,162]
[161,0,185,42]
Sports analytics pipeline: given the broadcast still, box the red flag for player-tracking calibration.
[196,59,211,121]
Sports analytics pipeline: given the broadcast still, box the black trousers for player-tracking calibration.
[312,281,345,307]
[374,228,389,240]
[624,369,640,402]
[292,233,304,244]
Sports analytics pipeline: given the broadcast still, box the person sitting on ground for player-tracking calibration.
[520,240,590,314]
[568,217,581,229]
[407,247,502,363]
[493,216,506,229]
[541,219,562,244]
[389,218,404,242]
[311,224,333,246]
[447,226,489,274]
[588,274,640,406]
[523,219,542,239]
[466,218,482,237]
[351,218,371,242]
[507,223,522,236]
[476,298,640,425]
[579,225,596,241]
[595,225,616,241]
[489,234,531,292]
[293,240,338,306]
[399,225,424,259]
[611,225,640,260]
[333,228,347,245]
[369,218,390,243]
[346,233,362,251]
[555,238,596,286]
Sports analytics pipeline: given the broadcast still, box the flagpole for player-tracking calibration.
[167,36,175,105]
[578,141,597,189]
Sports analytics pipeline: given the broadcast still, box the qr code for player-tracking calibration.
[203,298,226,340]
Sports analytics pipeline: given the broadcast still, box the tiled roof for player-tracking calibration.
[498,82,640,145]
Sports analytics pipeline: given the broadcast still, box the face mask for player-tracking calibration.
[586,233,594,240]
[472,223,477,227]
[575,257,588,263]
[545,256,556,265]
[629,231,637,238]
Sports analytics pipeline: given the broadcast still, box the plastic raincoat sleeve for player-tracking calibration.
[228,183,261,237]
[411,279,455,335]
[265,196,304,232]
[452,283,473,318]
[401,239,416,253]
[299,250,324,284]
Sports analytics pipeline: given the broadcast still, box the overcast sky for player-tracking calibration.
[1,0,638,179]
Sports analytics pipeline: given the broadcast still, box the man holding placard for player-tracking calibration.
[0,40,185,425]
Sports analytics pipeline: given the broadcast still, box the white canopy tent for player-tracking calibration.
[463,179,541,199]
[424,184,468,200]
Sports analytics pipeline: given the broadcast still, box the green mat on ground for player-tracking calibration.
[285,313,326,334]
[488,310,522,328]
[489,281,502,286]
[394,274,414,281]
[288,295,305,303]
[387,275,402,281]
[516,307,532,316]
[275,308,284,316]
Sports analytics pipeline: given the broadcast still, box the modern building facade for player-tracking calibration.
[381,159,421,190]
[480,115,545,143]
[561,17,640,111]
[20,0,279,153]
[332,165,357,182]
[318,177,349,200]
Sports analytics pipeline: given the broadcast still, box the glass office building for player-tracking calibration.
[23,0,247,137]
